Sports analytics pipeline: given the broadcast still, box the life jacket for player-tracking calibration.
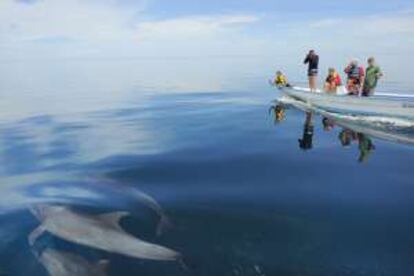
[327,72,342,86]
[275,75,287,85]
[334,73,342,86]
[347,65,362,80]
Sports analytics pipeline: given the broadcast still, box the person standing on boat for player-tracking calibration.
[362,57,383,97]
[344,59,365,96]
[304,50,319,92]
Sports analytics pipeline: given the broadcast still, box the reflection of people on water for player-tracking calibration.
[338,129,358,146]
[270,102,378,161]
[339,129,375,162]
[357,133,376,163]
[322,117,335,132]
[269,104,285,124]
[299,113,314,150]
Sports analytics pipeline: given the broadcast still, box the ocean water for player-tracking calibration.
[0,59,414,276]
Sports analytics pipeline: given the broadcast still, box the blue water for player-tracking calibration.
[0,60,414,276]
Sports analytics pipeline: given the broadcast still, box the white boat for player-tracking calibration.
[276,89,414,146]
[281,87,414,120]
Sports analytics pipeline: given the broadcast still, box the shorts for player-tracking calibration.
[362,86,375,97]
[308,69,318,77]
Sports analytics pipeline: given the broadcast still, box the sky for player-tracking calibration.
[1,0,413,60]
[0,0,413,121]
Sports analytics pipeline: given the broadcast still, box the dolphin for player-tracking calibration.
[34,248,109,276]
[10,177,173,236]
[28,205,181,262]
[120,185,172,236]
[86,177,173,236]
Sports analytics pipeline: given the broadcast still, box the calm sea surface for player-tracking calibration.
[0,59,414,276]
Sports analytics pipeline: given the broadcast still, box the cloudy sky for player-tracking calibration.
[0,0,413,121]
[1,0,413,61]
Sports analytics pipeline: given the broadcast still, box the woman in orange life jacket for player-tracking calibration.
[344,59,365,96]
[324,68,342,94]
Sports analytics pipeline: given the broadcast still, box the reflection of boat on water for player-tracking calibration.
[326,113,414,146]
[281,86,414,120]
[272,86,414,162]
[271,104,379,162]
[275,90,414,147]
[338,129,376,163]
[33,248,109,276]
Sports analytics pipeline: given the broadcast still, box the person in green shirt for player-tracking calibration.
[362,57,383,97]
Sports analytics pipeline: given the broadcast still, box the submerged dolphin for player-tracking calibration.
[121,185,172,236]
[34,248,109,276]
[29,205,181,261]
[17,177,173,236]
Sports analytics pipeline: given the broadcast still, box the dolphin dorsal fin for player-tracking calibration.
[97,211,129,229]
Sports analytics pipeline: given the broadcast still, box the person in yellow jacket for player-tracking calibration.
[273,71,291,88]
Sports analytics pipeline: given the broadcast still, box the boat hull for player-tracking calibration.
[281,87,414,120]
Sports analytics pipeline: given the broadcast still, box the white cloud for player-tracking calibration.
[0,0,260,60]
[0,0,143,44]
[136,15,259,41]
[361,16,414,35]
[272,10,414,58]
[0,0,258,44]
[308,10,414,36]
[0,0,412,75]
[309,18,343,28]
